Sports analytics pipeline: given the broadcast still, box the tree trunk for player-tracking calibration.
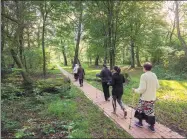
[175,1,187,55]
[19,29,24,63]
[95,55,99,66]
[10,49,32,85]
[90,58,92,65]
[107,0,114,70]
[37,26,40,48]
[62,46,68,66]
[135,45,141,67]
[73,2,83,68]
[42,16,47,78]
[104,33,107,65]
[122,46,125,64]
[24,55,28,72]
[1,0,5,68]
[130,39,135,68]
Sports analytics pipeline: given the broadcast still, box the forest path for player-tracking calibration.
[57,64,184,138]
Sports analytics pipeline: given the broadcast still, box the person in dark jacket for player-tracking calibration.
[97,64,112,101]
[110,66,127,118]
[77,65,85,87]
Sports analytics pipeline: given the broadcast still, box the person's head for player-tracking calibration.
[103,64,107,68]
[143,62,152,72]
[79,64,82,68]
[113,66,121,74]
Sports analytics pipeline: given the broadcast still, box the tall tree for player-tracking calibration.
[73,2,83,67]
[175,1,187,55]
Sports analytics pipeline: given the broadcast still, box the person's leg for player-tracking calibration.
[144,101,155,132]
[79,79,81,86]
[117,95,127,117]
[81,79,83,86]
[134,99,144,127]
[106,84,110,100]
[116,95,125,110]
[112,95,117,113]
[102,82,107,101]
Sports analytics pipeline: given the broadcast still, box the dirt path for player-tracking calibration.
[57,65,184,138]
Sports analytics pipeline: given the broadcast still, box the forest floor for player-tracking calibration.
[62,64,187,137]
[1,68,131,138]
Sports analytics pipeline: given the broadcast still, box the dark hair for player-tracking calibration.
[103,64,107,68]
[143,62,152,71]
[114,66,121,73]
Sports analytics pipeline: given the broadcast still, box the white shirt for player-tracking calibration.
[135,71,160,101]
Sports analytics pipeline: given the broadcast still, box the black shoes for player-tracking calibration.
[135,122,143,128]
[80,84,83,87]
[148,125,155,133]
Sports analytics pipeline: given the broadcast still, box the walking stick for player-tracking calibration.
[129,91,135,129]
[96,76,98,99]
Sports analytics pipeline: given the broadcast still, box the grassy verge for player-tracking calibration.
[1,68,132,138]
[61,65,187,137]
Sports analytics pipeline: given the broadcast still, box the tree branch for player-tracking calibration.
[1,13,19,24]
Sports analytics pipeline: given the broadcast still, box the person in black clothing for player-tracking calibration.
[77,65,85,87]
[110,66,127,118]
[97,64,112,101]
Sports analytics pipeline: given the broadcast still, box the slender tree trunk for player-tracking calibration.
[130,39,135,68]
[19,28,24,63]
[89,58,92,65]
[175,1,187,55]
[37,26,40,48]
[1,0,5,68]
[42,20,46,77]
[62,46,68,66]
[24,55,28,71]
[10,49,32,85]
[95,55,99,66]
[136,45,141,67]
[122,46,125,64]
[107,0,114,70]
[104,32,107,65]
[73,2,83,68]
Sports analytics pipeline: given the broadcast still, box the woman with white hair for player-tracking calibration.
[73,64,79,81]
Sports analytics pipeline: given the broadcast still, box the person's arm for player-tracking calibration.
[134,75,146,94]
[99,70,104,78]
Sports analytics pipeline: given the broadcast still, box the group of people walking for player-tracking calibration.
[73,62,159,132]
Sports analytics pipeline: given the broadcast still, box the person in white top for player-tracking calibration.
[73,64,79,81]
[132,62,160,132]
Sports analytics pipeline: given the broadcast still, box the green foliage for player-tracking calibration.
[1,83,24,100]
[47,98,77,118]
[35,78,71,94]
[2,112,21,131]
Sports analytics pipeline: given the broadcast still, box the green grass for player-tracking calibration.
[47,86,132,138]
[2,68,132,138]
[62,64,187,137]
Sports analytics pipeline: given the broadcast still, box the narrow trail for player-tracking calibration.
[57,65,184,138]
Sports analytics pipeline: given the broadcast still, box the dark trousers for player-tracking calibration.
[74,74,78,80]
[79,79,83,85]
[102,82,110,101]
[134,111,155,126]
[112,95,125,110]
